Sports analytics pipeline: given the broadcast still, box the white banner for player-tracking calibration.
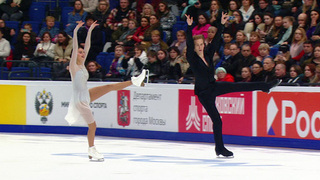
[23,82,178,132]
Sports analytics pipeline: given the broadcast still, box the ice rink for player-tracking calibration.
[0,133,319,180]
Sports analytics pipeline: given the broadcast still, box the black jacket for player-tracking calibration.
[186,23,223,95]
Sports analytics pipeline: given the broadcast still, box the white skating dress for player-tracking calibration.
[65,67,94,125]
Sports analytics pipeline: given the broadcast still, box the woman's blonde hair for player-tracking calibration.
[292,27,307,45]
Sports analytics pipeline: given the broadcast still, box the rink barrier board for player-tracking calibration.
[0,81,320,150]
[0,125,320,150]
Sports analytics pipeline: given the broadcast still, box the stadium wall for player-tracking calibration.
[0,81,320,150]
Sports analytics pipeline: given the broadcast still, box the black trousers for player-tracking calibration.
[197,82,271,149]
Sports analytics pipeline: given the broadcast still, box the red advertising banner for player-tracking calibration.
[256,92,320,140]
[178,90,253,136]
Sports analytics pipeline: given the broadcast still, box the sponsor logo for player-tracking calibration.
[118,90,130,127]
[35,89,53,124]
[179,90,252,136]
[257,92,320,139]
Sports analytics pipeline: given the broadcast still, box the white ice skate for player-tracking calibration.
[88,146,104,161]
[131,69,146,87]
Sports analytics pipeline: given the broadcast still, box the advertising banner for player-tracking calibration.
[112,88,179,132]
[178,90,253,136]
[256,92,320,140]
[26,84,117,127]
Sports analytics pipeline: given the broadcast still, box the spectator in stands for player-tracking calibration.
[289,28,307,62]
[33,32,55,63]
[52,31,72,79]
[192,12,211,39]
[235,30,248,48]
[145,50,161,82]
[274,16,294,47]
[170,30,187,53]
[143,15,163,42]
[300,40,313,66]
[86,60,104,79]
[106,0,135,31]
[54,31,73,63]
[227,0,241,16]
[251,60,264,82]
[105,45,127,78]
[0,0,32,21]
[301,63,316,83]
[0,19,15,43]
[223,43,241,75]
[122,44,148,79]
[258,13,274,43]
[294,0,317,18]
[0,29,10,64]
[310,65,320,83]
[232,44,256,81]
[111,17,129,46]
[178,47,193,83]
[136,0,161,17]
[207,0,222,26]
[244,12,265,37]
[144,30,169,52]
[205,26,217,46]
[81,0,99,13]
[219,31,234,56]
[215,43,232,69]
[287,64,303,83]
[65,0,88,36]
[113,19,137,51]
[157,49,170,80]
[163,46,182,81]
[17,23,36,46]
[297,13,308,31]
[181,0,211,24]
[265,16,283,46]
[274,44,294,71]
[249,0,274,20]
[249,31,261,57]
[225,10,246,37]
[137,3,156,21]
[239,0,255,22]
[13,32,35,63]
[303,44,320,68]
[77,15,103,63]
[157,1,177,42]
[306,8,320,39]
[275,63,290,82]
[263,57,276,82]
[129,16,150,44]
[256,43,270,62]
[38,16,60,43]
[92,0,111,29]
[240,66,252,82]
[216,67,235,82]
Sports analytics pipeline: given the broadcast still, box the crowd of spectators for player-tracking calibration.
[1,0,320,85]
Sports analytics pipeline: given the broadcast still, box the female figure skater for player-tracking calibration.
[65,21,146,161]
[185,13,280,157]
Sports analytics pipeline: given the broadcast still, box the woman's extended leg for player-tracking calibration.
[89,81,132,102]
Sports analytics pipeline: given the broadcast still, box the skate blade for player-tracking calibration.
[216,155,234,159]
[88,155,104,162]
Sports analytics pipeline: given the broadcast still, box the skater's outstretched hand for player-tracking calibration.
[89,21,99,32]
[75,21,84,31]
[185,14,193,26]
[221,12,229,25]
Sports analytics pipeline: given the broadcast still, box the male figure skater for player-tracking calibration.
[185,13,280,157]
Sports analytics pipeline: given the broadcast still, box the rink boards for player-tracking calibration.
[0,81,320,149]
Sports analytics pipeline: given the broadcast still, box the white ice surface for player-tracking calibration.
[0,133,319,180]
